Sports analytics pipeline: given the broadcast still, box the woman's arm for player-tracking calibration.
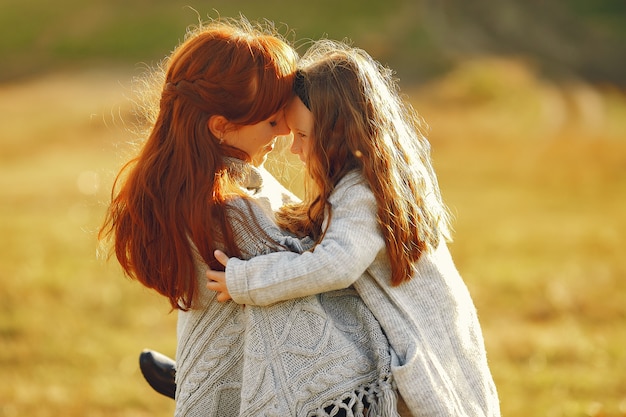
[219,174,386,306]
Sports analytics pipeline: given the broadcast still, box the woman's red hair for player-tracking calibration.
[99,19,297,310]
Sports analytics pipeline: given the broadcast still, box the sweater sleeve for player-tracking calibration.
[227,173,386,306]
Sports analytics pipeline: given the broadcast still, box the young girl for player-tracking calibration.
[206,40,501,416]
[100,20,399,416]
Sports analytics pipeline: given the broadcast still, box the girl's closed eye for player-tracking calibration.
[269,120,278,127]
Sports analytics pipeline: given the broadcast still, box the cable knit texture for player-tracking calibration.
[175,159,399,417]
[225,171,502,417]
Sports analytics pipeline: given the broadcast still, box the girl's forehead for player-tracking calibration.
[286,96,311,115]
[285,97,314,130]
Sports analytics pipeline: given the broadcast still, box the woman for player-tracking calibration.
[99,18,399,416]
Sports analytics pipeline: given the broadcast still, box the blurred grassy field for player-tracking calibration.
[1,58,626,417]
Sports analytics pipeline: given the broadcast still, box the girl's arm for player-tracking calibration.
[222,173,386,306]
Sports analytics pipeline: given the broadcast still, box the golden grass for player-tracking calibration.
[0,61,624,416]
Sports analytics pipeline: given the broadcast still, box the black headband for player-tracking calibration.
[293,70,311,110]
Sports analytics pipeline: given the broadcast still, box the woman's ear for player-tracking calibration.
[208,115,229,140]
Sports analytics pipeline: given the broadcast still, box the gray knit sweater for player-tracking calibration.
[225,171,501,417]
[174,160,399,417]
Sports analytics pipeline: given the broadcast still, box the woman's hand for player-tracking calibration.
[206,250,232,302]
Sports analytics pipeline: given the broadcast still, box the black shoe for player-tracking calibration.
[139,349,176,399]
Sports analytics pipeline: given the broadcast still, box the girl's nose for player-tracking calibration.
[290,136,301,155]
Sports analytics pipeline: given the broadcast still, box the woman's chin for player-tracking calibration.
[251,152,269,167]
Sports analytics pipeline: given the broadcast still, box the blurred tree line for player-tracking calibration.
[416,0,626,86]
[1,0,624,86]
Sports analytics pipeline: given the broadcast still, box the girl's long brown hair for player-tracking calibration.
[99,18,297,310]
[278,40,451,286]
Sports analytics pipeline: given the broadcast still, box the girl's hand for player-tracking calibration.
[206,250,232,302]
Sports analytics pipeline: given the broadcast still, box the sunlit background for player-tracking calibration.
[1,1,625,416]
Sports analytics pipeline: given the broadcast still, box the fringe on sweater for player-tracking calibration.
[310,373,400,417]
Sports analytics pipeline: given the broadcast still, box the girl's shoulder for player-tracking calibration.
[332,170,372,200]
[338,169,364,184]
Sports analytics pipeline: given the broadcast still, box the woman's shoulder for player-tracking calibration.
[224,195,274,227]
[225,195,313,257]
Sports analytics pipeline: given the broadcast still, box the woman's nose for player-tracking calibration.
[274,115,290,136]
